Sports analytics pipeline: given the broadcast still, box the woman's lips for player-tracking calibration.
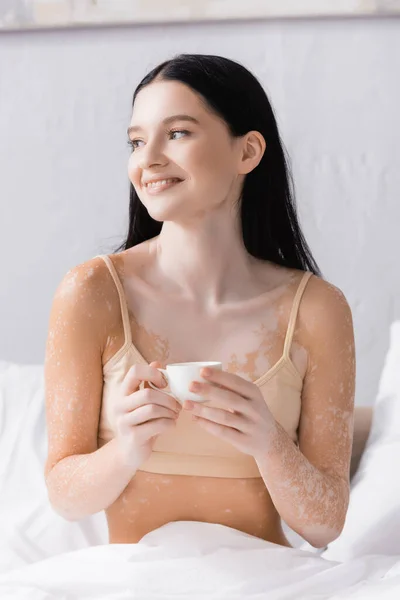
[144,178,183,194]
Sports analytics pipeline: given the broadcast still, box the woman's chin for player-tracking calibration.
[146,205,183,223]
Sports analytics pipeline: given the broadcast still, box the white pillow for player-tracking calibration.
[0,361,108,573]
[322,320,400,561]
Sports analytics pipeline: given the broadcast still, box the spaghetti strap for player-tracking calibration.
[283,271,313,358]
[95,254,132,346]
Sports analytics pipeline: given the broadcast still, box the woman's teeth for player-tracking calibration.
[146,178,180,189]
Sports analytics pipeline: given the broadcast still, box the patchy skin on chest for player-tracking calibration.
[125,305,305,382]
[114,257,307,381]
[129,313,171,364]
[227,323,276,380]
[44,256,354,547]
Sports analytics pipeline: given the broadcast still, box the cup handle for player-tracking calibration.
[148,369,179,402]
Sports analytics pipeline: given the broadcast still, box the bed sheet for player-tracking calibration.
[0,521,399,600]
[1,362,399,598]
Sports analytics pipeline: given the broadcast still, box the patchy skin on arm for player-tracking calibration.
[255,277,356,548]
[45,256,353,545]
[44,258,136,521]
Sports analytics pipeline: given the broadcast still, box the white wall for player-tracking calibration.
[0,17,399,406]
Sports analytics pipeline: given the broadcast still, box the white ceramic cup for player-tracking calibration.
[148,361,222,404]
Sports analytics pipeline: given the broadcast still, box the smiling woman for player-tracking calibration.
[124,76,269,229]
[44,54,355,550]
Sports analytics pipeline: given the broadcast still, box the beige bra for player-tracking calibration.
[96,255,312,478]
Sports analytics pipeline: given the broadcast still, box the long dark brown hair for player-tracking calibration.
[115,54,321,276]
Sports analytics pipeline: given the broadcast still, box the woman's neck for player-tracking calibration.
[151,210,261,308]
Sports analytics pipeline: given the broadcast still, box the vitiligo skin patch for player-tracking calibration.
[44,247,355,547]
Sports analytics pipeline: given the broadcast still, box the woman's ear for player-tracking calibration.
[237,131,266,175]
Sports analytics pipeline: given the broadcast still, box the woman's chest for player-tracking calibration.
[127,300,289,382]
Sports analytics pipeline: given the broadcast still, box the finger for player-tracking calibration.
[199,366,255,398]
[186,381,249,414]
[134,418,177,440]
[122,363,166,395]
[143,361,164,390]
[120,388,181,415]
[186,403,248,431]
[122,404,179,427]
[192,415,243,445]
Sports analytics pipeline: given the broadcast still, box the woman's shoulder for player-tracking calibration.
[52,255,128,330]
[294,271,354,346]
[54,246,153,313]
[267,263,349,309]
[259,262,353,333]
[55,255,115,300]
[298,271,351,316]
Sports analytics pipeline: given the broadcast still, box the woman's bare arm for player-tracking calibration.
[255,277,356,548]
[44,259,137,521]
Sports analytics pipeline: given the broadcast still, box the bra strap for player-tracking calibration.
[95,255,132,346]
[283,271,313,358]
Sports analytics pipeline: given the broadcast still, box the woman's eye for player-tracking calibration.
[170,129,189,140]
[127,130,189,151]
[127,139,144,151]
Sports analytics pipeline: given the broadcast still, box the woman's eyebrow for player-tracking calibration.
[127,114,200,136]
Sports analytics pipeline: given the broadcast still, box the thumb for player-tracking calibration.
[143,360,164,389]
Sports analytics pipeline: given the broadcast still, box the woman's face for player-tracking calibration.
[127,80,245,223]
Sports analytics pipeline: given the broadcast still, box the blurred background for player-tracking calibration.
[0,2,399,407]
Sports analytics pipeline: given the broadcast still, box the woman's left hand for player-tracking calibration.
[182,366,276,461]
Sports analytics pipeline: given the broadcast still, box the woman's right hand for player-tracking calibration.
[114,361,181,470]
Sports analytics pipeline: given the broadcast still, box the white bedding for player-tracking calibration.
[0,521,399,600]
[1,332,400,600]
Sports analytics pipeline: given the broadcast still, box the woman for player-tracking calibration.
[44,54,355,549]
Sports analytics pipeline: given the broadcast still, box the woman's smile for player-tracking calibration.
[144,178,184,194]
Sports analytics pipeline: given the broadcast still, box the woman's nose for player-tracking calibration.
[138,141,167,170]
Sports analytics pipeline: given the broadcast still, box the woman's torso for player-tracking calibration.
[95,247,311,545]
